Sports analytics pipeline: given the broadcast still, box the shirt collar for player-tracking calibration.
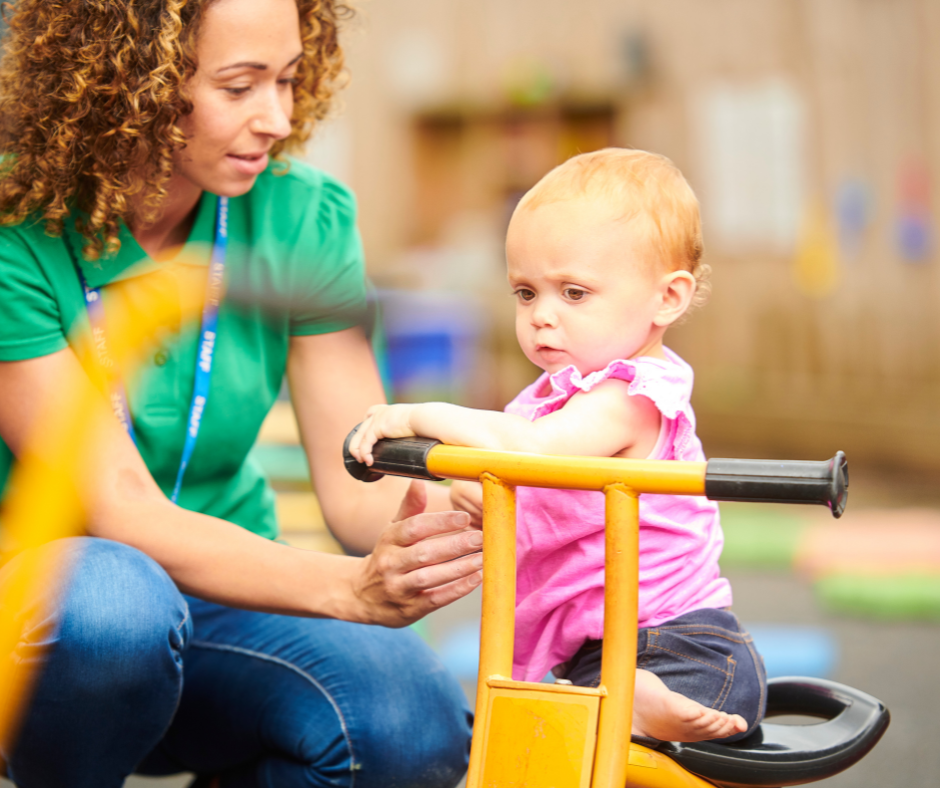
[67,193,218,290]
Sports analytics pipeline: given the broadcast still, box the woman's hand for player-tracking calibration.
[450,480,484,528]
[348,403,417,466]
[350,480,483,626]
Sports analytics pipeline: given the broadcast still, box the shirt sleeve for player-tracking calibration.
[0,229,68,361]
[289,177,369,336]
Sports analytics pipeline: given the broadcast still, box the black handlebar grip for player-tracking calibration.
[705,451,848,518]
[343,424,444,483]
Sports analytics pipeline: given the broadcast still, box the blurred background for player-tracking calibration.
[292,1,940,786]
[320,0,940,476]
[4,0,940,786]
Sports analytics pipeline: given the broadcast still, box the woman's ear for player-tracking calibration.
[653,270,696,327]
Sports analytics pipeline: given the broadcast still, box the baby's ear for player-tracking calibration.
[654,270,696,327]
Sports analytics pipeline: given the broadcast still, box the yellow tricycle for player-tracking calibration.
[344,433,888,788]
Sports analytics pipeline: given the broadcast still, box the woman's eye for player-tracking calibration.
[564,288,586,301]
[224,86,251,97]
[278,76,299,87]
[515,289,535,302]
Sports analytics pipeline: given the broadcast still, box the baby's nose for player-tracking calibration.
[532,304,558,327]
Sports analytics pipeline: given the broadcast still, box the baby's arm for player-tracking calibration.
[349,379,662,465]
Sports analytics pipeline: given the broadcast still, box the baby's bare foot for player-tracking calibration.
[632,669,748,742]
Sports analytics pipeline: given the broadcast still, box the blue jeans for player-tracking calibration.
[0,537,472,787]
[560,608,767,743]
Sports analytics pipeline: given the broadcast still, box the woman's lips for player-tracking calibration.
[227,152,269,176]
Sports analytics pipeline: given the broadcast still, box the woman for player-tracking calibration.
[0,1,478,786]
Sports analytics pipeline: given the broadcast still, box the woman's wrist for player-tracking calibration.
[298,551,372,623]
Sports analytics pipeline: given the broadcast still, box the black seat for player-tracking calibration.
[656,677,890,787]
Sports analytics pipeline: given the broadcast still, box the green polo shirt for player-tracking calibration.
[0,160,368,539]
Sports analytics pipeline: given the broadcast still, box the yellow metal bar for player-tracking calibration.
[466,473,517,788]
[592,484,640,788]
[477,473,517,679]
[426,444,706,495]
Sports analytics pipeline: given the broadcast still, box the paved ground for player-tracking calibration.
[721,569,940,788]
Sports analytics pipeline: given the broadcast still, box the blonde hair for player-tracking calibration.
[515,148,711,309]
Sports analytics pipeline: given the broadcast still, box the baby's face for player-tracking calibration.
[507,198,667,377]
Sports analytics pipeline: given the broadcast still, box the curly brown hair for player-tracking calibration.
[0,0,353,260]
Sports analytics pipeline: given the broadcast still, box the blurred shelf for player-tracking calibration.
[281,530,344,555]
[276,492,343,555]
[276,491,326,531]
[249,444,309,484]
[258,401,301,444]
[254,404,343,553]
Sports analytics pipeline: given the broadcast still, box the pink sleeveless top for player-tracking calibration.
[506,348,732,682]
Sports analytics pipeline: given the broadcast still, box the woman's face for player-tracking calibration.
[173,0,303,197]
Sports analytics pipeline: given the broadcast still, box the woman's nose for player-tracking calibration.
[251,89,293,140]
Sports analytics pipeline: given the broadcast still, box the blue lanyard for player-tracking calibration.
[77,196,229,504]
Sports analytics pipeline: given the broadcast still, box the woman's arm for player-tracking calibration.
[0,348,481,625]
[349,378,663,463]
[287,328,457,554]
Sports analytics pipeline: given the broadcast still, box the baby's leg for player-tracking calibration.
[562,609,766,743]
[632,669,747,742]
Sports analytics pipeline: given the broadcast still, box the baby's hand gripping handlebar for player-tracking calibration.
[342,425,848,518]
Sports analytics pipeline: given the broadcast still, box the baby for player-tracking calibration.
[350,148,765,743]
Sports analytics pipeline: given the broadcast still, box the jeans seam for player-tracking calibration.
[175,607,190,635]
[126,604,192,773]
[712,657,735,711]
[657,626,748,643]
[637,629,656,670]
[166,606,190,730]
[189,640,357,785]
[743,639,767,734]
[646,644,733,675]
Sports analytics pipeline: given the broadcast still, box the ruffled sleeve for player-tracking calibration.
[516,349,701,461]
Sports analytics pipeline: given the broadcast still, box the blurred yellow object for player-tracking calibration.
[793,198,840,298]
[0,268,205,750]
